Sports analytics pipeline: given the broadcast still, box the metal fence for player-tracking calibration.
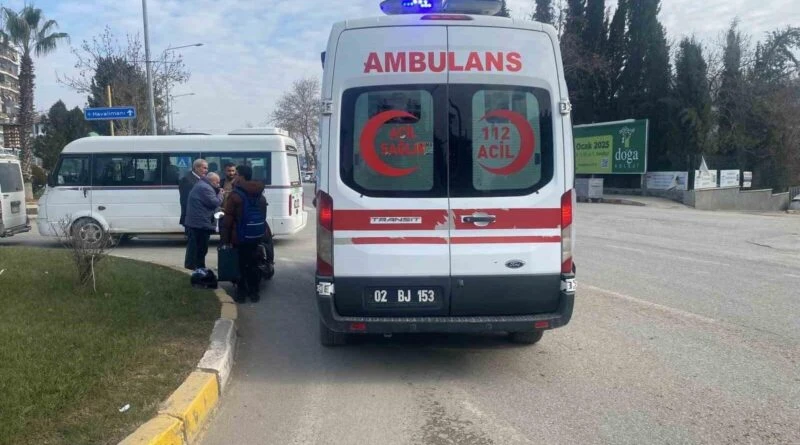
[789,186,800,199]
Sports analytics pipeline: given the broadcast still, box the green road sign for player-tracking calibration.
[573,119,648,174]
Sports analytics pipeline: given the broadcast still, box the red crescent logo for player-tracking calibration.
[359,110,420,177]
[478,109,536,176]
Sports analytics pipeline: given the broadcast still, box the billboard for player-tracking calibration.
[719,170,740,188]
[694,170,719,189]
[645,171,689,191]
[573,119,648,175]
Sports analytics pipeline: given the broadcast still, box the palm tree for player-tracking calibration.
[2,6,68,198]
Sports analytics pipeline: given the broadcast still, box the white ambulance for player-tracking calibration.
[315,0,576,346]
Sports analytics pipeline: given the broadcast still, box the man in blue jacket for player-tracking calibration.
[184,172,223,271]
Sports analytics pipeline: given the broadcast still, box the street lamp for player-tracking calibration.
[168,92,195,134]
[141,0,157,134]
[140,0,201,135]
[162,43,202,134]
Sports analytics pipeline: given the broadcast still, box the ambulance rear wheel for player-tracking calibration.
[319,319,348,347]
[509,330,544,345]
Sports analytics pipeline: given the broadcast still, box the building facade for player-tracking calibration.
[0,43,19,126]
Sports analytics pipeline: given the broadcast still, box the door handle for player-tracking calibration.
[462,215,497,224]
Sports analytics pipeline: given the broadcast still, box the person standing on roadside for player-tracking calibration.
[220,162,237,206]
[179,159,208,230]
[184,172,223,271]
[221,165,268,303]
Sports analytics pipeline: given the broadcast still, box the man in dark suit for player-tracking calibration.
[179,158,208,229]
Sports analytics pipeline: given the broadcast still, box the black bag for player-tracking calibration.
[190,268,218,289]
[217,246,241,282]
[256,241,275,280]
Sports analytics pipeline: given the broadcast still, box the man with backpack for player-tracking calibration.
[220,165,269,303]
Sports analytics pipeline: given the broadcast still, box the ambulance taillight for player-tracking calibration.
[317,191,334,277]
[561,189,574,274]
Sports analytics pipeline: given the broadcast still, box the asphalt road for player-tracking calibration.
[3,190,798,445]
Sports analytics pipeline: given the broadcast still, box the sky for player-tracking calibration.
[8,0,799,134]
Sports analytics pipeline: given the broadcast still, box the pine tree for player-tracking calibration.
[671,38,712,167]
[582,0,606,53]
[717,19,746,160]
[533,0,554,24]
[496,0,511,17]
[581,0,608,122]
[618,0,673,170]
[605,0,628,119]
[563,0,586,38]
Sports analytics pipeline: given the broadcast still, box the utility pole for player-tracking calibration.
[106,85,114,136]
[142,0,157,135]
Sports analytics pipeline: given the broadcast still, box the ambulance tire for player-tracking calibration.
[319,319,348,347]
[509,329,544,345]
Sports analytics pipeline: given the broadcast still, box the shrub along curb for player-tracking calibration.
[117,266,238,445]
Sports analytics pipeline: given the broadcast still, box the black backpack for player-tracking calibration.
[234,187,266,243]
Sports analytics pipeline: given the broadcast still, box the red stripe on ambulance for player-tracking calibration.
[452,208,561,230]
[349,236,561,245]
[333,208,561,231]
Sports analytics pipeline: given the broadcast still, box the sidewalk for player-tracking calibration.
[578,194,689,209]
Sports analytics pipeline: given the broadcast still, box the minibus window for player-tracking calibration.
[202,152,272,185]
[163,153,200,185]
[54,156,90,186]
[287,154,301,186]
[93,154,161,187]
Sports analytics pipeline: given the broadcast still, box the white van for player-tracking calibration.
[0,153,31,238]
[315,0,576,346]
[37,135,307,243]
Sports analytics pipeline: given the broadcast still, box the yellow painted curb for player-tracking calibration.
[118,415,184,445]
[220,302,238,320]
[214,288,234,305]
[159,371,220,443]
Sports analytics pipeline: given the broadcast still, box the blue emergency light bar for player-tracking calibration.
[380,0,503,16]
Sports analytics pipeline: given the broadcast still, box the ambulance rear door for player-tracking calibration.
[329,24,452,317]
[446,24,566,316]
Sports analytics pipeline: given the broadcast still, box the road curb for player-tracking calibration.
[117,264,238,445]
[577,197,647,206]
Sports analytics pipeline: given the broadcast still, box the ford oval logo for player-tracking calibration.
[505,260,526,269]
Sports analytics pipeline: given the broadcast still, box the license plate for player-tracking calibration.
[11,202,20,214]
[366,287,440,307]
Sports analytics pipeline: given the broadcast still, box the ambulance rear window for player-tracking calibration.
[340,85,447,197]
[339,84,552,198]
[449,85,553,197]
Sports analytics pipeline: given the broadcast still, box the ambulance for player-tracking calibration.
[315,0,576,346]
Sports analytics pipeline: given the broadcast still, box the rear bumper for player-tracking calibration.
[315,277,575,335]
[271,211,308,237]
[0,222,31,237]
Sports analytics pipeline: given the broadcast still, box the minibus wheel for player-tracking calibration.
[71,218,106,249]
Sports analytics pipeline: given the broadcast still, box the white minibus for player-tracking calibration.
[37,134,307,244]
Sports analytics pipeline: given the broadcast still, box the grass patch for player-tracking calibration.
[0,247,219,445]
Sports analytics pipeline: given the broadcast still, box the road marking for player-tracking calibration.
[604,244,731,267]
[785,274,800,279]
[583,284,719,325]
